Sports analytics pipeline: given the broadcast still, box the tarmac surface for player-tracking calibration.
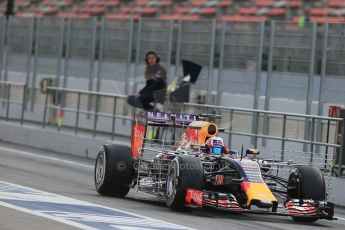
[0,141,345,230]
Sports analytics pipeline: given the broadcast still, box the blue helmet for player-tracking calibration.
[206,137,225,155]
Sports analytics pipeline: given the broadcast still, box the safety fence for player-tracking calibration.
[180,102,344,176]
[42,87,132,139]
[1,81,344,177]
[0,81,26,123]
[0,16,345,116]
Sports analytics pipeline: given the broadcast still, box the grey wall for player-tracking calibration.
[0,121,130,159]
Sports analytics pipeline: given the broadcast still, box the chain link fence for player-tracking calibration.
[0,17,344,116]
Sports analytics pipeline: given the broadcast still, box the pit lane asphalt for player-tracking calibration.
[0,141,345,230]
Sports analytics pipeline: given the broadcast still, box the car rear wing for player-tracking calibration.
[135,111,198,127]
[131,111,198,158]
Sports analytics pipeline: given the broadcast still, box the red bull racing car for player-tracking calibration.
[94,111,334,222]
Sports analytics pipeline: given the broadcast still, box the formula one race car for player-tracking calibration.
[94,111,334,222]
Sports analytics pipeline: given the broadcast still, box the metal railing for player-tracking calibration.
[179,102,344,177]
[42,87,132,139]
[0,81,26,124]
[0,84,344,176]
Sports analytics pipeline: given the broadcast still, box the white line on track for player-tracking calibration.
[0,200,98,230]
[0,145,93,169]
[0,181,194,230]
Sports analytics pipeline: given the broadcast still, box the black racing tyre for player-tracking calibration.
[166,155,204,211]
[287,166,326,222]
[94,144,133,197]
[287,165,325,201]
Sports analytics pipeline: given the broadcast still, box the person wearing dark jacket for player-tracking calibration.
[128,51,167,110]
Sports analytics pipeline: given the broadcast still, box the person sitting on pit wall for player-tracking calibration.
[127,51,167,111]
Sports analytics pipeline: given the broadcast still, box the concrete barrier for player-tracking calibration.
[0,120,130,159]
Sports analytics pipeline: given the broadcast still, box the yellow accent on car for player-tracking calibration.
[198,123,218,143]
[244,182,277,206]
[147,127,158,140]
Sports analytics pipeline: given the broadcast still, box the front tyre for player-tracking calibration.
[166,155,203,211]
[287,166,325,222]
[94,144,133,197]
[287,165,325,201]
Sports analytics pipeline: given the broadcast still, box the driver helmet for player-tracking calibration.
[205,137,226,155]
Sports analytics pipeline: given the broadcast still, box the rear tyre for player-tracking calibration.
[94,144,133,197]
[287,166,325,222]
[166,155,203,211]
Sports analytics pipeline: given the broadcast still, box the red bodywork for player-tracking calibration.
[186,189,203,207]
[186,188,243,210]
[131,123,146,158]
[285,200,323,216]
